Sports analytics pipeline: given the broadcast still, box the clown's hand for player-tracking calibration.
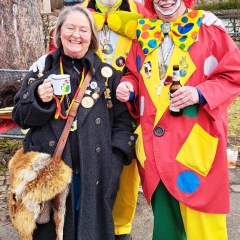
[29,54,48,73]
[116,81,134,102]
[202,11,225,29]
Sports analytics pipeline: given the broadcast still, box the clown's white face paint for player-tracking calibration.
[97,0,119,7]
[153,0,186,22]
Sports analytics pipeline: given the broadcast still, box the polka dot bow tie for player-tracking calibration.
[137,10,203,55]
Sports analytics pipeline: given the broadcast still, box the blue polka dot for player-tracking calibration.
[143,48,149,54]
[197,17,202,27]
[148,39,157,48]
[187,45,192,51]
[136,30,141,38]
[149,26,156,30]
[177,171,200,194]
[179,36,187,42]
[181,16,188,23]
[139,19,145,25]
[136,56,141,72]
[178,23,194,34]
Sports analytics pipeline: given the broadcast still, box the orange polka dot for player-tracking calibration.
[191,31,197,40]
[188,11,198,19]
[154,31,161,38]
[142,24,152,31]
[141,32,149,39]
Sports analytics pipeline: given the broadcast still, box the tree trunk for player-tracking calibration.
[0,0,45,69]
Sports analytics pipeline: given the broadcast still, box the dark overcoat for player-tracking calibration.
[12,48,137,240]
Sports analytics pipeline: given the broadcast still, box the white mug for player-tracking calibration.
[50,74,71,95]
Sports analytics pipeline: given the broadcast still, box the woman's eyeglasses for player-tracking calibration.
[62,25,91,36]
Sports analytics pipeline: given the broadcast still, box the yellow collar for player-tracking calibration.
[95,0,122,13]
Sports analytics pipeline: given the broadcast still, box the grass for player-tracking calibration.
[0,139,22,172]
[227,96,240,151]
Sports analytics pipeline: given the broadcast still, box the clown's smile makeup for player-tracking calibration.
[153,0,186,22]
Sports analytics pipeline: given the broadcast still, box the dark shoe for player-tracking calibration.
[115,234,132,240]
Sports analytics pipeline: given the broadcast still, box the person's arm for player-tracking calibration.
[195,27,240,120]
[202,11,225,28]
[12,72,56,129]
[29,48,56,73]
[109,68,138,165]
[116,41,143,119]
[195,88,206,104]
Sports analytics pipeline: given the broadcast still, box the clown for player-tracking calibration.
[30,1,225,239]
[116,0,240,239]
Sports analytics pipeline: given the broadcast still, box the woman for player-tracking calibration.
[12,5,137,240]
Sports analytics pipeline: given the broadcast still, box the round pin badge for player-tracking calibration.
[81,96,94,108]
[92,92,99,100]
[116,56,125,67]
[161,23,170,34]
[85,89,92,95]
[180,69,187,77]
[94,87,100,93]
[90,81,98,90]
[101,66,113,78]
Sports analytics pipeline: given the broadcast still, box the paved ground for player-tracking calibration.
[1,168,240,239]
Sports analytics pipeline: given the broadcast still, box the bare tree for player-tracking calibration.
[0,0,45,69]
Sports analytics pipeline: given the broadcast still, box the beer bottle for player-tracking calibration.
[169,65,183,117]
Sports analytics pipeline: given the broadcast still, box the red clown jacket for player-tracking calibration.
[122,18,240,214]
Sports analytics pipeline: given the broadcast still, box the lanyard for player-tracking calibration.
[53,56,85,120]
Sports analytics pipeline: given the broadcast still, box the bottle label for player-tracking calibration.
[170,94,180,112]
[173,70,180,81]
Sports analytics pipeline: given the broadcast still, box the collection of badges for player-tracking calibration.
[100,24,114,62]
[143,55,189,96]
[100,23,126,68]
[141,23,190,95]
[81,66,113,109]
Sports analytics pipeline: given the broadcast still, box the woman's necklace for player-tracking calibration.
[53,56,85,120]
[158,36,174,81]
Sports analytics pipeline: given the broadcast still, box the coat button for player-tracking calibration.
[49,141,55,147]
[128,141,132,146]
[153,126,165,137]
[95,118,101,124]
[130,135,135,141]
[96,147,101,153]
[28,78,36,85]
[23,93,29,99]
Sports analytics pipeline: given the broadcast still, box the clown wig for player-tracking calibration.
[144,0,197,15]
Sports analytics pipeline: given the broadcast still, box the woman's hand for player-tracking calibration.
[37,79,53,102]
[116,82,134,102]
[171,86,199,109]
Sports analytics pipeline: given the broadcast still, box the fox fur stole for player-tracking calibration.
[8,147,72,240]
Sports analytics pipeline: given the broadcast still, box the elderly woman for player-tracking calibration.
[12,5,137,240]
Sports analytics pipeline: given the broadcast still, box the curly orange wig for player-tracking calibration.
[145,0,196,15]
